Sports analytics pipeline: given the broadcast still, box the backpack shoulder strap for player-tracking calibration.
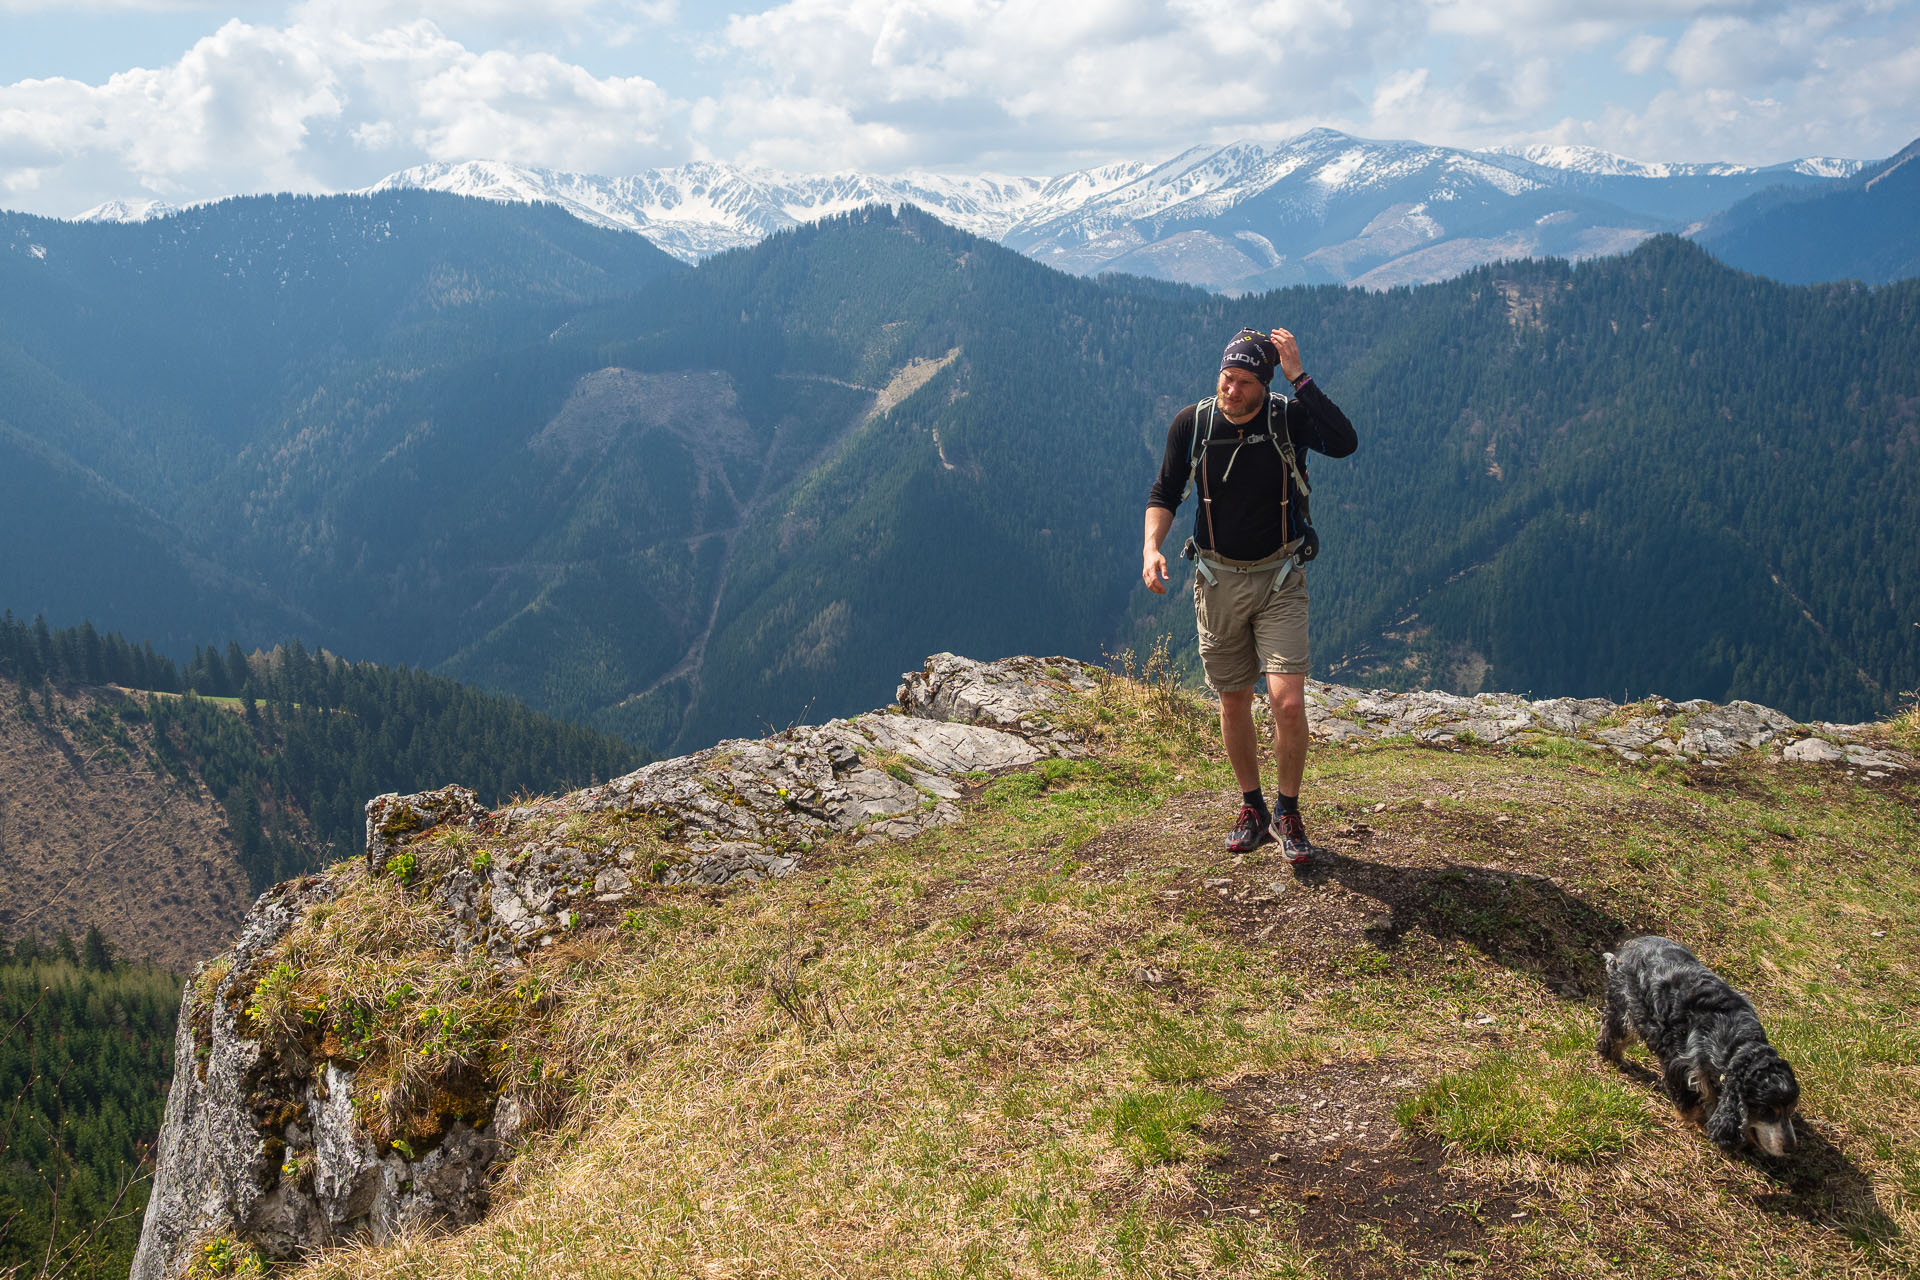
[1267,392,1311,497]
[1179,397,1218,502]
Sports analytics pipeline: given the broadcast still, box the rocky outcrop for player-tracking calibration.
[130,653,1908,1278]
[129,653,1098,1279]
[1302,682,1911,772]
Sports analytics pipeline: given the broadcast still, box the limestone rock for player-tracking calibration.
[364,785,486,875]
[1303,680,1910,770]
[131,878,506,1280]
[1783,737,1848,764]
[897,652,1100,749]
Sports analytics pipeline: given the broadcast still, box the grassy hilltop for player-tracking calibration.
[222,663,1916,1280]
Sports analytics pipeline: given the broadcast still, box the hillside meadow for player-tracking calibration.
[194,663,1920,1280]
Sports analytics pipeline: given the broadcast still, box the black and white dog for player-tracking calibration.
[1599,935,1800,1157]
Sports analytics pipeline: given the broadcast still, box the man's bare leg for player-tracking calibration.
[1218,685,1273,850]
[1267,672,1313,863]
[1218,687,1263,793]
[1267,673,1308,797]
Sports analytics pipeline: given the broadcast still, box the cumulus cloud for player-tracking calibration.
[1,21,347,206]
[0,11,680,213]
[1,0,1914,215]
[702,0,1399,171]
[1540,2,1920,162]
[1367,57,1557,140]
[704,0,1911,172]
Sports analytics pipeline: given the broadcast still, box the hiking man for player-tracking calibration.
[1141,328,1357,864]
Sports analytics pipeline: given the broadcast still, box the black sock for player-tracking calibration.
[1242,788,1268,817]
[1275,791,1300,816]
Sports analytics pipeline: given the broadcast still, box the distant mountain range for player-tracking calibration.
[70,129,1886,292]
[8,192,1918,747]
[1696,137,1920,285]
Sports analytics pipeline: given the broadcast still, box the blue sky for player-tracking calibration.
[3,0,1917,218]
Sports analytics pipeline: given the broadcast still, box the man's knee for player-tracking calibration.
[1219,687,1256,717]
[1266,678,1306,721]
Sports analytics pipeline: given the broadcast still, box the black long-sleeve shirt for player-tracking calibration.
[1147,380,1357,561]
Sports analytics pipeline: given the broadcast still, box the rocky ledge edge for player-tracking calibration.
[131,655,1909,1278]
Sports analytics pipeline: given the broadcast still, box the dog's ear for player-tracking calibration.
[1706,1083,1747,1152]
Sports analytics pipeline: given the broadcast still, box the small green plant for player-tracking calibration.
[332,1001,377,1055]
[1510,734,1597,761]
[1396,1051,1650,1162]
[980,771,1048,805]
[470,849,493,873]
[865,749,916,785]
[1101,1087,1221,1166]
[187,1235,267,1277]
[385,850,418,883]
[245,962,301,1031]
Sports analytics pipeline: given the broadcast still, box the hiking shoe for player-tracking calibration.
[1278,812,1313,867]
[1225,805,1273,853]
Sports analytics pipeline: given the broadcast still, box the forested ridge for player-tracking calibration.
[3,197,1916,753]
[0,613,643,894]
[568,212,1919,739]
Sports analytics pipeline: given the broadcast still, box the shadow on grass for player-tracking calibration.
[1606,1059,1898,1245]
[1304,850,1653,998]
[1745,1122,1901,1245]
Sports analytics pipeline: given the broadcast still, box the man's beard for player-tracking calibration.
[1219,384,1265,419]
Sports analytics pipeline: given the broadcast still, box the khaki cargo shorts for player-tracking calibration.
[1192,548,1309,692]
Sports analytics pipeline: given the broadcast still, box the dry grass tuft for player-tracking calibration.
[1887,689,1920,755]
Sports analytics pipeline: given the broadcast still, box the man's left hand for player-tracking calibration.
[1269,327,1303,382]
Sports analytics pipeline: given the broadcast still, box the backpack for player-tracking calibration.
[1181,391,1319,562]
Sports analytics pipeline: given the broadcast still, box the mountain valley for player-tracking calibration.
[7,192,1917,755]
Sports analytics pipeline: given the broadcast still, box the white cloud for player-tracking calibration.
[1,0,1914,215]
[1619,33,1667,75]
[1554,2,1920,162]
[409,47,671,169]
[0,0,221,10]
[1367,56,1557,140]
[704,0,1393,171]
[0,13,680,213]
[1,21,347,204]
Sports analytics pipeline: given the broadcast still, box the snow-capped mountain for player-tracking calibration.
[74,198,182,223]
[1481,143,1863,181]
[74,130,1868,291]
[362,131,1859,291]
[994,129,1865,289]
[356,159,1150,263]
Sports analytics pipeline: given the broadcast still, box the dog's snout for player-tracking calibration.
[1753,1119,1798,1158]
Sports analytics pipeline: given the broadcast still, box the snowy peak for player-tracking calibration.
[1482,143,1866,181]
[66,130,1876,291]
[361,160,1133,262]
[74,198,181,223]
[351,133,1874,289]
